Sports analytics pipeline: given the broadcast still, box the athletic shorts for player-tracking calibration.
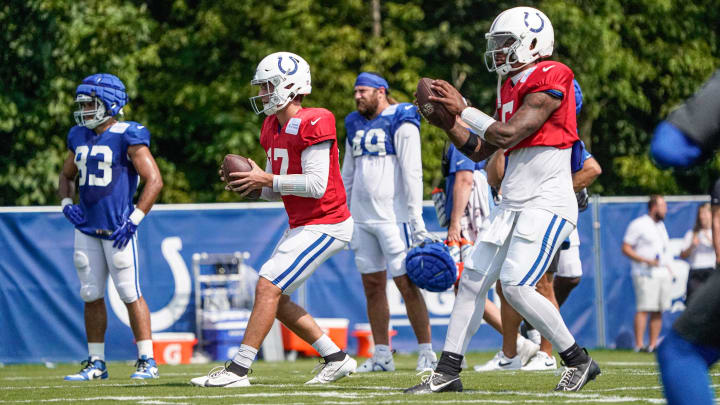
[259,223,349,295]
[557,246,583,278]
[350,222,411,277]
[465,208,574,286]
[632,271,672,312]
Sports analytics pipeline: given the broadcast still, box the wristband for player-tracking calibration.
[129,208,146,225]
[461,107,496,139]
[459,134,479,156]
[61,198,73,208]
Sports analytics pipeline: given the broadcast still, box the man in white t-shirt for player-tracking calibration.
[622,195,671,352]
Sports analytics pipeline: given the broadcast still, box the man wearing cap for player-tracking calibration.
[341,72,437,372]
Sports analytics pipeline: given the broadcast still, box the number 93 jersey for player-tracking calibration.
[66,121,150,238]
[260,107,350,228]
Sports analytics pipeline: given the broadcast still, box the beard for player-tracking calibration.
[357,92,380,119]
[652,211,665,221]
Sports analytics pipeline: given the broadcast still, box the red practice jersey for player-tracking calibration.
[260,107,351,228]
[499,60,579,154]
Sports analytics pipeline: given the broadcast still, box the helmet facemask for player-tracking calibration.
[484,33,524,76]
[249,75,288,116]
[73,94,110,129]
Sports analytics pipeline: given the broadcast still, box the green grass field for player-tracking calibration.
[1,350,718,404]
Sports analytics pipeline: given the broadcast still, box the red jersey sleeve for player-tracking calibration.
[299,108,336,147]
[524,62,573,100]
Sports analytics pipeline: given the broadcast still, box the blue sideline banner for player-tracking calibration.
[0,198,706,362]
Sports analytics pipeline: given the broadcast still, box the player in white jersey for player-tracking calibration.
[405,7,600,394]
[342,72,436,372]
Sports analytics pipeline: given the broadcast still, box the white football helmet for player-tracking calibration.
[249,52,312,115]
[484,7,554,76]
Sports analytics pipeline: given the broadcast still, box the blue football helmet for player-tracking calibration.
[74,73,128,129]
[405,241,457,292]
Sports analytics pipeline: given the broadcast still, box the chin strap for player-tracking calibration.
[496,75,502,114]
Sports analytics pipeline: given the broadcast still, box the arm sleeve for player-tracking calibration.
[666,69,720,150]
[260,157,281,201]
[395,122,425,231]
[272,141,331,199]
[340,138,354,208]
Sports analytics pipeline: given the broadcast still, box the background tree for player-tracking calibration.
[1,0,718,206]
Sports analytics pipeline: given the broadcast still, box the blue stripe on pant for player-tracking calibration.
[271,233,328,289]
[529,218,567,286]
[280,236,336,290]
[518,214,558,286]
[132,236,140,298]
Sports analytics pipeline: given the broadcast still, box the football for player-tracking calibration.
[222,154,261,200]
[416,77,456,131]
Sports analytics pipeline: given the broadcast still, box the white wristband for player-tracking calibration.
[461,107,496,140]
[61,198,73,208]
[274,174,308,195]
[129,208,146,225]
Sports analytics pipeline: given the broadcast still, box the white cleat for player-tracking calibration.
[522,351,558,371]
[517,335,540,366]
[416,350,438,371]
[190,362,251,388]
[356,355,394,372]
[305,354,357,384]
[473,350,522,372]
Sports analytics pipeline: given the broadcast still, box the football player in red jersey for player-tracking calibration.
[405,7,600,394]
[191,52,356,388]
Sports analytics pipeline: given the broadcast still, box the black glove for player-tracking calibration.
[576,188,589,212]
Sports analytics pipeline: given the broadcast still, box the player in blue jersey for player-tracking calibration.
[651,68,720,405]
[341,72,436,372]
[58,73,163,381]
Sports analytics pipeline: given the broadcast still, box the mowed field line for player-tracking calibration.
[1,350,717,404]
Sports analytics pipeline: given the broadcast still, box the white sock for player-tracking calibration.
[502,284,575,351]
[232,344,258,369]
[374,344,391,358]
[137,340,154,359]
[311,334,341,357]
[88,343,105,361]
[418,343,433,352]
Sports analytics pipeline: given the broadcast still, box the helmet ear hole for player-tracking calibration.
[530,38,537,51]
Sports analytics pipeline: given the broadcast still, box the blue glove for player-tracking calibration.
[110,219,138,249]
[62,204,86,226]
[650,121,703,168]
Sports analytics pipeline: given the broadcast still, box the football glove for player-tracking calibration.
[576,188,589,212]
[412,228,441,245]
[110,219,137,249]
[110,209,145,249]
[62,203,86,226]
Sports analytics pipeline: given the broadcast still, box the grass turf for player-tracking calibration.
[1,350,718,404]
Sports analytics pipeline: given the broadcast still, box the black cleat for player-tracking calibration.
[554,357,601,391]
[404,370,463,394]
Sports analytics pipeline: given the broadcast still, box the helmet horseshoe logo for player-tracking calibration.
[277,56,299,75]
[524,12,544,33]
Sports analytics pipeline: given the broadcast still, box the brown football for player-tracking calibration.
[416,77,456,131]
[222,154,261,200]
